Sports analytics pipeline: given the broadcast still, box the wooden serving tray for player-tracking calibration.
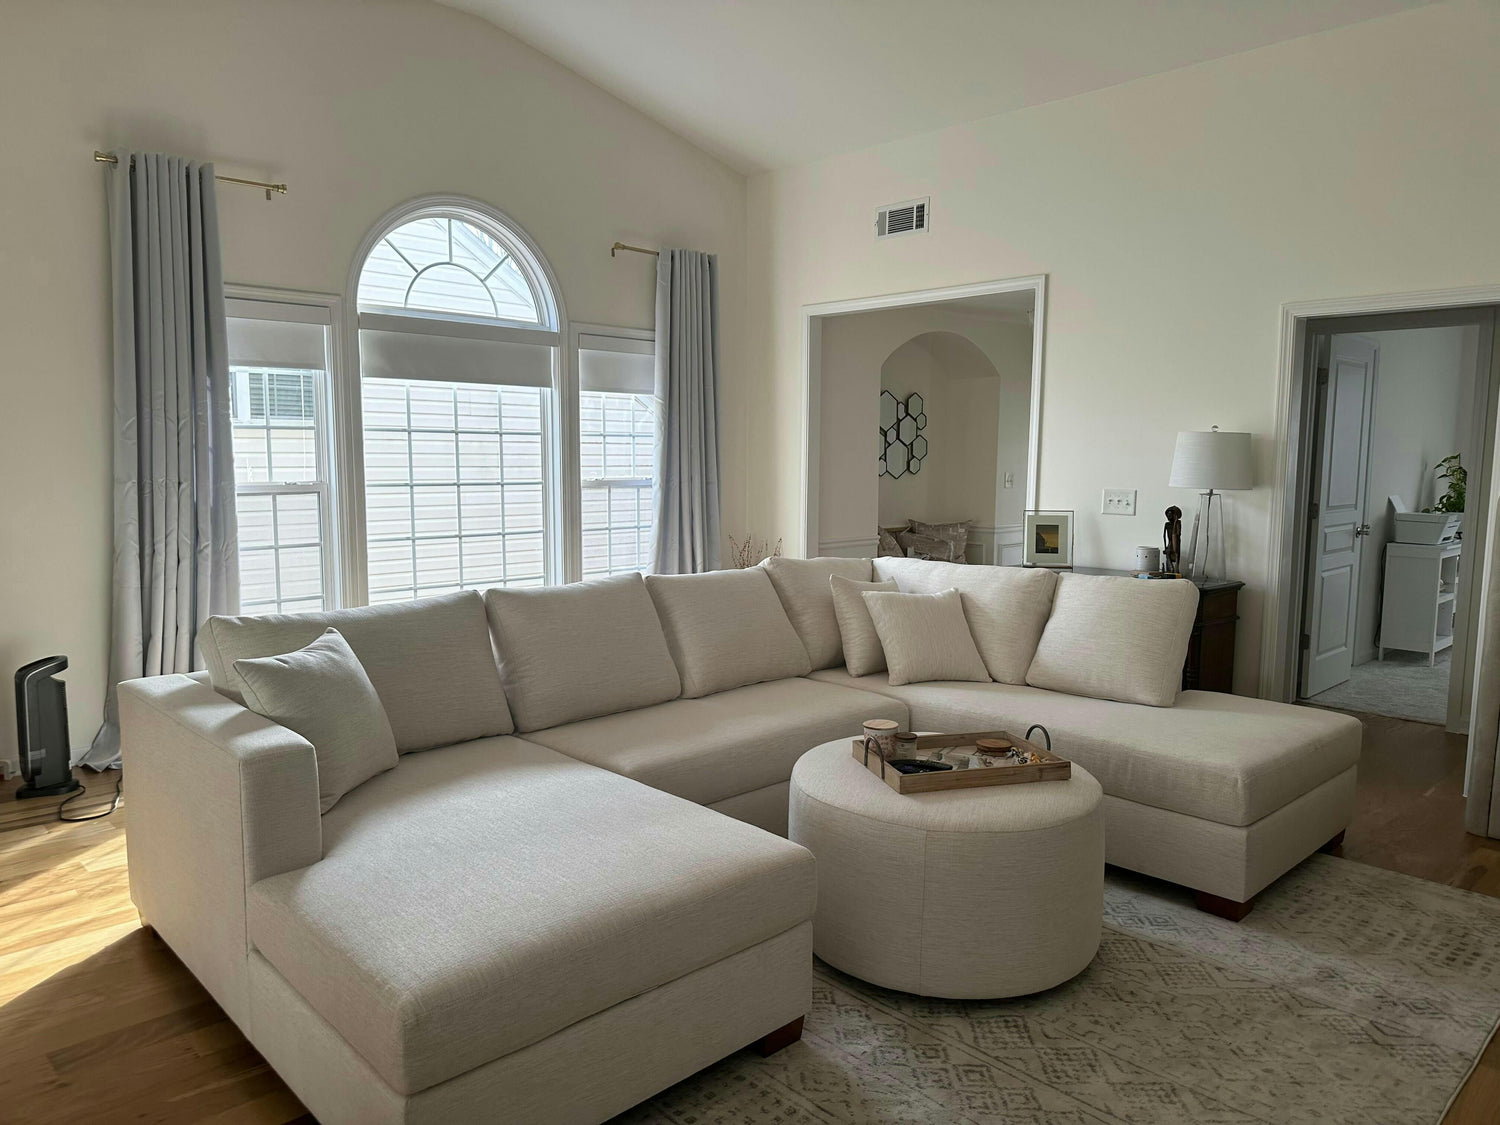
[851,730,1071,794]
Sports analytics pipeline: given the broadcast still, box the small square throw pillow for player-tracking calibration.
[861,588,991,686]
[830,575,899,676]
[233,628,399,813]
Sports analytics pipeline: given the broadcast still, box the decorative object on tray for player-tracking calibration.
[1023,509,1074,568]
[1169,426,1252,581]
[862,718,899,761]
[727,534,783,569]
[853,727,1069,794]
[878,390,929,478]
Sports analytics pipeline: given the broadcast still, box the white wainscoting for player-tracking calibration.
[818,536,880,559]
[819,526,1023,565]
[967,525,1025,566]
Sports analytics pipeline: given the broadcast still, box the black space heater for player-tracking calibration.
[14,656,82,800]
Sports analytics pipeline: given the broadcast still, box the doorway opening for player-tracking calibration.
[799,277,1045,562]
[1285,306,1497,731]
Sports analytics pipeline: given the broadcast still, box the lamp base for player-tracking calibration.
[1185,490,1226,582]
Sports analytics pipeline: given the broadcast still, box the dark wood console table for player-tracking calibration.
[1070,568,1244,692]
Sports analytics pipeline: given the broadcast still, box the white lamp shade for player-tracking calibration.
[1169,429,1253,490]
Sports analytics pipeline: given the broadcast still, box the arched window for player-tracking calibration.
[354,203,561,603]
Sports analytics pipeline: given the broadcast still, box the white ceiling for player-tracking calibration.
[438,0,1432,172]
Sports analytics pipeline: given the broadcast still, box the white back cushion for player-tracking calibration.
[201,590,513,751]
[1026,573,1199,707]
[830,576,898,676]
[233,629,398,814]
[646,569,813,698]
[763,556,874,669]
[484,573,681,731]
[872,558,1058,684]
[862,588,991,687]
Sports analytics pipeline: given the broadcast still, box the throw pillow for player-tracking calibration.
[910,519,972,560]
[1026,573,1199,706]
[899,530,963,562]
[830,575,899,676]
[860,588,992,686]
[233,628,399,813]
[877,528,905,557]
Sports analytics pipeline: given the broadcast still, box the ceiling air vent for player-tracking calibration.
[876,197,930,239]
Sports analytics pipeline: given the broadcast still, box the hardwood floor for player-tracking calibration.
[1,715,1497,1124]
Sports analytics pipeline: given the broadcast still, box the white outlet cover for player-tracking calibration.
[1102,488,1137,516]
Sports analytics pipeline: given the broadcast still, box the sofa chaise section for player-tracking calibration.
[809,667,1359,906]
[247,736,815,1112]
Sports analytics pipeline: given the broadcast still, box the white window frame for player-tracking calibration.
[225,285,345,610]
[341,196,569,605]
[572,323,658,580]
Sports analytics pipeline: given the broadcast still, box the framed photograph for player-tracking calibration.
[1023,510,1074,568]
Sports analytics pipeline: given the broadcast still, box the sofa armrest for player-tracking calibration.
[120,673,321,1027]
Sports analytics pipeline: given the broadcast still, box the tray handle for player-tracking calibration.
[1025,724,1052,754]
[861,734,888,779]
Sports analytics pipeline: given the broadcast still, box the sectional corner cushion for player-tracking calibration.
[873,557,1057,684]
[485,573,681,731]
[1026,572,1198,707]
[646,568,813,698]
[199,590,513,751]
[762,556,874,669]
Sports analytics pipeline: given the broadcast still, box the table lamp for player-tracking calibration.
[1169,426,1252,581]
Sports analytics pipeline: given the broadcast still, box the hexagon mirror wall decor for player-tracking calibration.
[878,390,930,478]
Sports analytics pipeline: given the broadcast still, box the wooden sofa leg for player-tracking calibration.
[1319,829,1346,854]
[1195,890,1255,921]
[754,1016,804,1057]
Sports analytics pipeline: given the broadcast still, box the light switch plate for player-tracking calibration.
[1102,488,1137,516]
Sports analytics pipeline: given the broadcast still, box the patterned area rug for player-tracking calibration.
[618,856,1500,1124]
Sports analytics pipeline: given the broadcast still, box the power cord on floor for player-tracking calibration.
[58,773,124,822]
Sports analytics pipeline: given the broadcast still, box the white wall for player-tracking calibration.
[1354,325,1474,662]
[747,0,1500,694]
[816,305,1033,554]
[0,0,746,766]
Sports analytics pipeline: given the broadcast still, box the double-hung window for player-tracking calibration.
[577,330,657,578]
[226,296,336,613]
[354,210,560,601]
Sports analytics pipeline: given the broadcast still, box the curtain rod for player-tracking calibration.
[94,151,288,200]
[611,241,659,258]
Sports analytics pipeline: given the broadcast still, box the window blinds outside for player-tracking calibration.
[358,312,558,388]
[226,298,331,370]
[578,333,654,395]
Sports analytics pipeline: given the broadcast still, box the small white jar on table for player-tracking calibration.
[789,738,1104,999]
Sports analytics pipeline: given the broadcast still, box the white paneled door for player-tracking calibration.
[1301,335,1377,698]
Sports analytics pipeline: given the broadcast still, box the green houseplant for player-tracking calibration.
[1423,454,1466,514]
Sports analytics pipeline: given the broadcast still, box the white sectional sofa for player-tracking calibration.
[120,557,1360,1124]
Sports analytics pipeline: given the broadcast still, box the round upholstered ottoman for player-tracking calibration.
[788,738,1104,998]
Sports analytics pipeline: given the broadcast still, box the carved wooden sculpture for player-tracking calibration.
[1163,506,1183,576]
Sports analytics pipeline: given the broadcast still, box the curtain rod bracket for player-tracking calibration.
[612,241,659,258]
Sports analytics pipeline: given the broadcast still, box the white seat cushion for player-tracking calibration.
[484,573,681,731]
[200,590,512,751]
[1026,572,1198,707]
[248,737,816,1096]
[646,569,812,697]
[762,556,873,670]
[525,678,908,806]
[807,668,1360,827]
[873,558,1057,684]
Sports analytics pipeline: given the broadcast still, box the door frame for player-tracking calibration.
[799,274,1047,558]
[1263,286,1500,732]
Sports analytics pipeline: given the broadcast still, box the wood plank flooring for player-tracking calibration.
[0,714,1497,1124]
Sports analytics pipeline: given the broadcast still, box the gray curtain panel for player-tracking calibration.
[651,248,722,574]
[86,152,239,767]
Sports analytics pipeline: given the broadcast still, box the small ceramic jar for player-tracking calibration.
[862,719,900,760]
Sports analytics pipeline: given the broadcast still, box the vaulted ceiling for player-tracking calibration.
[439,0,1433,172]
